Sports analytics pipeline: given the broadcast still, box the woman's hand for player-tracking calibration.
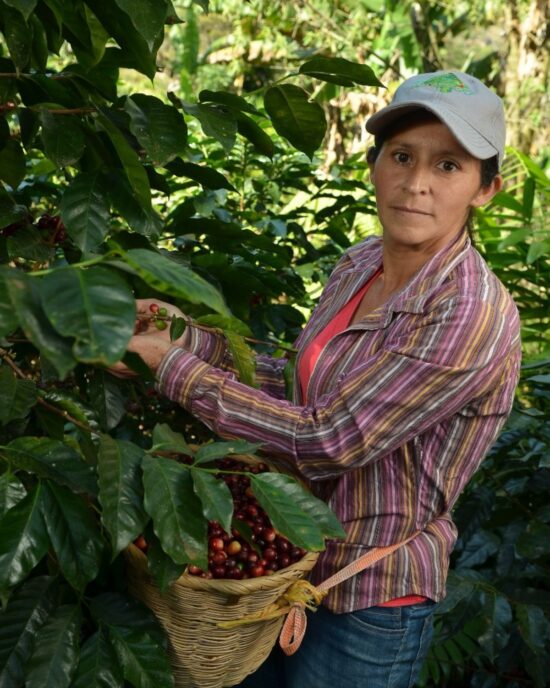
[108,298,187,378]
[108,332,173,378]
[135,298,187,346]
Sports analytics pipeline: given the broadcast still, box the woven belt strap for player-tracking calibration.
[279,533,419,656]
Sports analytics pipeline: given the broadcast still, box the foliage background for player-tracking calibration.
[0,1,548,687]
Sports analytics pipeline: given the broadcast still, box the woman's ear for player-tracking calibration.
[471,174,503,208]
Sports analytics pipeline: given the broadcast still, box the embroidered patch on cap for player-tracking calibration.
[414,73,474,95]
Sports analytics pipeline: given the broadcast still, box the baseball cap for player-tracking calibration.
[366,70,506,167]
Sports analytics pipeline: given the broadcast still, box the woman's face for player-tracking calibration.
[369,117,501,255]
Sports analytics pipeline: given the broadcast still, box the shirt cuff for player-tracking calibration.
[156,347,213,410]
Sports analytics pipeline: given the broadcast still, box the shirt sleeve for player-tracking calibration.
[177,321,290,400]
[157,296,518,481]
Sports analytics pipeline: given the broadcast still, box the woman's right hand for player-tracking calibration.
[134,298,187,347]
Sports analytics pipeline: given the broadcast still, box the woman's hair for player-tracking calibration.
[367,110,500,242]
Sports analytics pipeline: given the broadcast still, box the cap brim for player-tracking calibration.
[366,102,499,161]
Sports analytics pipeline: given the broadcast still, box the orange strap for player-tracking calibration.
[279,534,418,656]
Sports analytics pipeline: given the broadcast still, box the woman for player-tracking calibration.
[112,71,521,687]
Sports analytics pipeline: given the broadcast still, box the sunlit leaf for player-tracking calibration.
[299,57,383,87]
[40,266,135,365]
[122,248,231,316]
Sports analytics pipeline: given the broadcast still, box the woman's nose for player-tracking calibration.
[403,167,430,194]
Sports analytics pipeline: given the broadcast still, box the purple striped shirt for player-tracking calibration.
[157,232,521,612]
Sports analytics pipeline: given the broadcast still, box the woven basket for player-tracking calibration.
[125,544,319,688]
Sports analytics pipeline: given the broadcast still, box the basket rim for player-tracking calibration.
[126,543,319,594]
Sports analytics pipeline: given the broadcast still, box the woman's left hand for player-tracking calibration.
[108,333,173,378]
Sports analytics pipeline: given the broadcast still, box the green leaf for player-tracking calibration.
[122,248,231,316]
[6,223,54,263]
[0,186,28,231]
[83,0,158,79]
[26,604,82,688]
[224,331,257,387]
[108,628,174,688]
[264,84,326,159]
[279,477,345,540]
[516,522,550,559]
[299,57,384,87]
[527,241,550,265]
[236,112,275,158]
[113,0,168,51]
[180,6,198,74]
[477,592,512,662]
[0,366,37,426]
[143,527,186,593]
[97,110,152,209]
[455,529,500,568]
[183,102,237,152]
[4,268,76,379]
[90,592,166,649]
[71,629,124,688]
[142,454,207,567]
[97,436,148,558]
[60,172,110,253]
[40,265,136,366]
[3,0,38,22]
[169,315,186,342]
[2,6,32,72]
[199,90,263,117]
[3,436,98,497]
[106,172,162,236]
[0,139,26,189]
[0,576,60,688]
[124,94,187,165]
[41,481,104,591]
[251,473,325,551]
[39,111,85,168]
[151,423,193,455]
[88,370,128,432]
[165,158,236,191]
[516,603,548,653]
[0,471,26,518]
[193,440,262,465]
[191,468,233,534]
[0,269,20,337]
[0,483,49,594]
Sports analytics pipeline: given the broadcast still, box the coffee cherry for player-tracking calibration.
[149,303,160,314]
[158,307,168,317]
[134,535,148,551]
[226,540,242,556]
[155,319,168,331]
[209,537,225,552]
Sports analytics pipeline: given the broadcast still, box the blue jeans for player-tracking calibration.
[239,601,435,688]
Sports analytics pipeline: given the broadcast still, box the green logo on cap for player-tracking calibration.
[415,73,474,94]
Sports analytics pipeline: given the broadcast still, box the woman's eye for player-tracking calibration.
[393,151,410,164]
[439,160,458,172]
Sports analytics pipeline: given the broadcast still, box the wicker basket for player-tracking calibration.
[125,544,319,688]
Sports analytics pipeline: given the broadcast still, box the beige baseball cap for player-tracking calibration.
[366,70,506,167]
